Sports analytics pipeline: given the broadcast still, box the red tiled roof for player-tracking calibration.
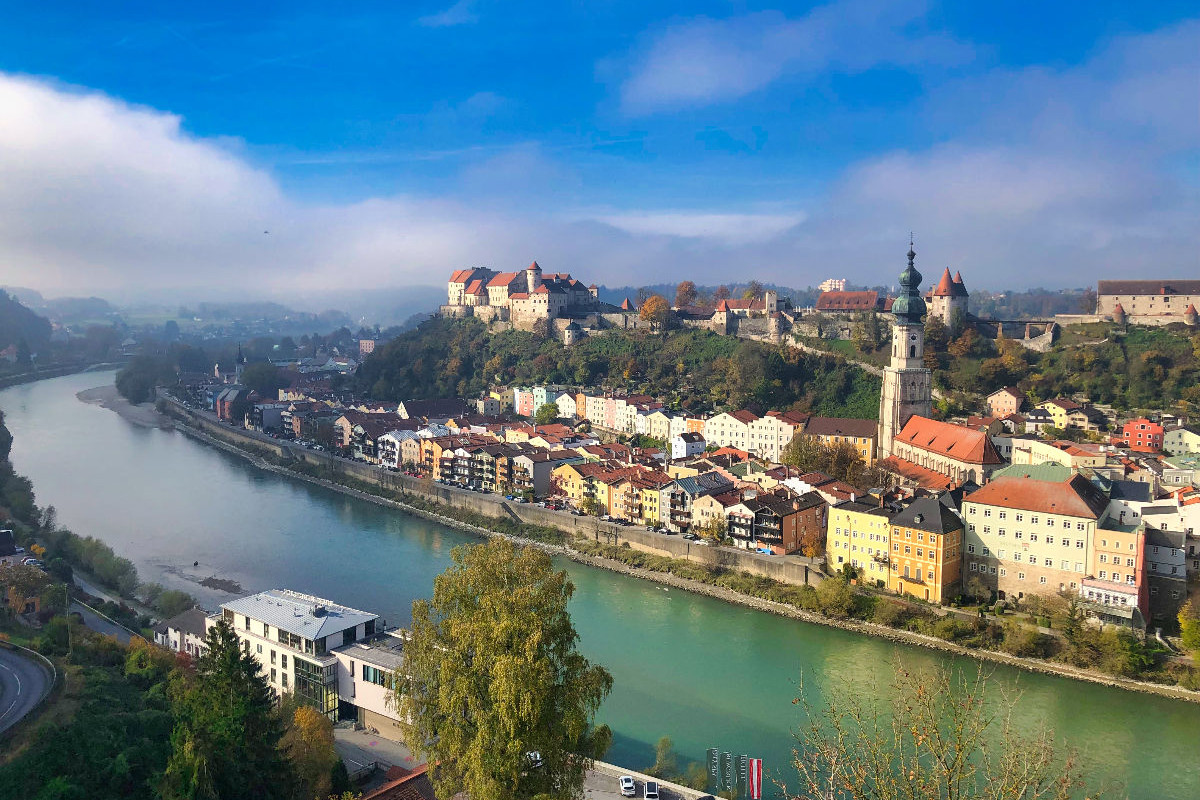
[1044,398,1081,411]
[895,416,1004,465]
[486,271,521,287]
[815,291,881,311]
[964,473,1109,518]
[621,298,635,311]
[711,446,751,461]
[727,409,759,424]
[767,409,811,426]
[877,456,955,491]
[465,279,485,295]
[450,268,476,283]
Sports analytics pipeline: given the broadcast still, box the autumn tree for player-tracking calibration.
[713,285,731,301]
[281,702,340,800]
[742,280,764,301]
[399,540,613,800]
[162,619,295,800]
[780,663,1096,800]
[674,281,698,308]
[639,295,671,331]
[0,563,51,614]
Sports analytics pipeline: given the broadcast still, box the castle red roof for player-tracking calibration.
[964,473,1109,519]
[815,291,882,311]
[932,267,956,297]
[486,271,522,288]
[621,298,635,311]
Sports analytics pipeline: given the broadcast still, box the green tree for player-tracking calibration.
[239,362,283,398]
[1180,600,1200,654]
[399,540,613,800]
[535,402,560,425]
[162,619,295,800]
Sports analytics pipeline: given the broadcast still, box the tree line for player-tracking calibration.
[355,317,882,418]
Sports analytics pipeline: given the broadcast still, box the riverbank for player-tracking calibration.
[155,403,1200,705]
[76,384,172,429]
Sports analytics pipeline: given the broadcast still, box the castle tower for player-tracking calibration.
[525,261,543,294]
[878,241,933,459]
[1185,303,1198,327]
[928,267,969,330]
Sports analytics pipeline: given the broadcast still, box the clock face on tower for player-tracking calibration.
[909,333,918,342]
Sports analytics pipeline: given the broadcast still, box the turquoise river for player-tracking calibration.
[2,372,1197,798]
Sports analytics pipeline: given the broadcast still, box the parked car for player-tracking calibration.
[644,780,660,799]
[756,547,773,555]
[682,532,698,540]
[618,776,636,797]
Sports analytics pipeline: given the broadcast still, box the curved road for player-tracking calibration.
[0,646,53,736]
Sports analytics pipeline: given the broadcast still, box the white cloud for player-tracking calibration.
[590,211,805,245]
[619,0,971,113]
[417,0,478,28]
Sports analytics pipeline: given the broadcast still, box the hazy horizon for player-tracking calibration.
[1,3,1196,298]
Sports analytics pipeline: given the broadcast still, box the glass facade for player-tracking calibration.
[294,656,339,718]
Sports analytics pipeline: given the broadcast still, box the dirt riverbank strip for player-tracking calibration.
[77,384,173,429]
[154,412,1200,705]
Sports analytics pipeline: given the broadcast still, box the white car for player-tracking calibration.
[618,775,636,797]
[644,780,660,799]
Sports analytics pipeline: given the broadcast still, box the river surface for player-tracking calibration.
[3,371,1198,799]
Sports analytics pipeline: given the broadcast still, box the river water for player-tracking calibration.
[2,372,1197,798]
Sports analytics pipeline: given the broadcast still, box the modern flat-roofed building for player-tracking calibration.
[211,589,386,722]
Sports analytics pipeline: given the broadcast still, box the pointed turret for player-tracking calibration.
[952,271,968,297]
[620,297,635,311]
[1112,302,1127,325]
[1185,303,1198,326]
[932,267,955,297]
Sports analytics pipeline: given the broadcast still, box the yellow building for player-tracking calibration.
[1036,399,1079,430]
[826,501,893,583]
[803,417,879,465]
[886,495,964,603]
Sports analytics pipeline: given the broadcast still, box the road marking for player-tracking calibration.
[0,659,24,725]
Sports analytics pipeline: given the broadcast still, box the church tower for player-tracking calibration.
[878,241,933,459]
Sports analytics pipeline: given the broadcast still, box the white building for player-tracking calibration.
[704,410,757,452]
[153,608,209,658]
[210,589,401,729]
[555,392,577,419]
[671,432,706,461]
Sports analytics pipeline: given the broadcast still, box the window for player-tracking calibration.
[1039,576,1047,584]
[1046,519,1054,527]
[982,547,991,556]
[989,566,997,575]
[1126,558,1134,567]
[969,562,978,572]
[984,509,992,517]
[999,511,1007,520]
[1076,540,1084,549]
[282,673,288,688]
[362,664,392,687]
[1045,536,1054,545]
[256,644,262,654]
[1077,523,1085,531]
[281,655,287,670]
[998,549,1007,558]
[270,650,276,665]
[271,668,277,682]
[1016,514,1023,522]
[1029,534,1038,542]
[1100,554,1107,563]
[1018,572,1025,580]
[999,568,1007,577]
[1031,516,1039,525]
[245,616,251,631]
[983,526,991,534]
[967,544,975,554]
[1100,570,1107,579]
[1014,553,1022,562]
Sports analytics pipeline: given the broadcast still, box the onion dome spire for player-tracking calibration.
[890,234,926,324]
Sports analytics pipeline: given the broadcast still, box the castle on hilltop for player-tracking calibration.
[441,261,648,342]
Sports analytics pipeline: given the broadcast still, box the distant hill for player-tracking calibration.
[0,290,52,351]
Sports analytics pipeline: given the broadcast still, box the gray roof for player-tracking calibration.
[891,495,963,535]
[676,432,705,443]
[1109,480,1151,503]
[675,471,733,497]
[335,634,406,671]
[156,607,209,638]
[223,589,378,641]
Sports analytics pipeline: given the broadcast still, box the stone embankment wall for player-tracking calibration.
[162,398,823,587]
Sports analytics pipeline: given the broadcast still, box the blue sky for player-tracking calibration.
[0,1,1196,300]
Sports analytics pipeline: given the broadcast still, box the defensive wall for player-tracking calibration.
[162,397,823,587]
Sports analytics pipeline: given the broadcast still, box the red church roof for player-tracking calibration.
[895,416,1004,465]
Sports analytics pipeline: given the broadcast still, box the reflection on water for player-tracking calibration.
[1,371,1196,799]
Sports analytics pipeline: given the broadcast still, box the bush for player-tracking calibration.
[815,578,855,618]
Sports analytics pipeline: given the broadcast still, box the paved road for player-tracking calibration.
[0,646,53,736]
[71,600,137,645]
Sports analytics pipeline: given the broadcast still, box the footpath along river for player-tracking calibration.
[2,371,1198,798]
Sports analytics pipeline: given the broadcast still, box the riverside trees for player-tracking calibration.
[398,539,613,800]
[780,663,1098,800]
